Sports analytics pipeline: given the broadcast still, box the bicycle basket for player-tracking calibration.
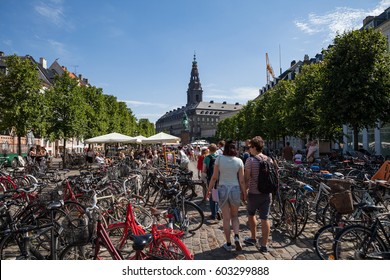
[326,179,353,194]
[61,213,90,245]
[329,190,354,214]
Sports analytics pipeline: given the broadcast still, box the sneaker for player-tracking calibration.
[259,245,272,253]
[243,237,257,246]
[223,243,234,252]
[216,211,222,220]
[234,236,242,251]
[208,215,216,220]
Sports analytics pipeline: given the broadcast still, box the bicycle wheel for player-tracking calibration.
[295,201,309,237]
[150,234,193,260]
[182,200,204,233]
[270,192,283,223]
[333,225,388,260]
[133,204,153,229]
[59,242,117,260]
[314,194,329,225]
[313,224,344,260]
[0,233,32,260]
[283,200,298,239]
[106,223,137,260]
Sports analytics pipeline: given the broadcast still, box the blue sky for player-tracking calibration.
[1,0,389,124]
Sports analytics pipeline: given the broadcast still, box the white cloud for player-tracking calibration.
[121,99,174,109]
[205,86,258,104]
[48,39,70,57]
[34,0,74,30]
[295,1,390,42]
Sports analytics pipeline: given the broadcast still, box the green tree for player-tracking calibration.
[320,28,390,151]
[104,95,122,133]
[82,86,109,138]
[0,54,43,154]
[262,81,293,146]
[45,72,86,161]
[137,118,155,137]
[286,63,324,139]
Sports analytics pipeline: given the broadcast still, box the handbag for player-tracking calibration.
[211,188,219,202]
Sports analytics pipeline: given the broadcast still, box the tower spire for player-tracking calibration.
[187,53,203,106]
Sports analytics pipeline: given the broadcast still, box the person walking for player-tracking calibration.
[282,142,294,162]
[244,136,273,253]
[203,144,221,221]
[206,140,246,252]
[307,140,318,163]
[197,147,208,180]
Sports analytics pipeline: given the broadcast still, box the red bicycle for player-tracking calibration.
[107,203,193,260]
[59,191,193,260]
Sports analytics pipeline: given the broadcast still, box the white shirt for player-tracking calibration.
[215,155,243,186]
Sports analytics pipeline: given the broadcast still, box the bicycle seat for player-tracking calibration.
[360,204,385,213]
[163,188,180,197]
[46,200,64,210]
[130,234,153,251]
[150,207,167,217]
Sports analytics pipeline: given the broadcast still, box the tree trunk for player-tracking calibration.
[63,139,67,168]
[353,127,359,151]
[17,135,22,155]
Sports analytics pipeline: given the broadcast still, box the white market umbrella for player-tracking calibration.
[142,132,180,144]
[84,132,135,144]
[133,135,148,143]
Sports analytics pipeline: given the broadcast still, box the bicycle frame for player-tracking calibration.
[92,218,122,260]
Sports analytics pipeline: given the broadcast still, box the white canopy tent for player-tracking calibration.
[84,132,135,144]
[142,132,180,144]
[132,135,148,143]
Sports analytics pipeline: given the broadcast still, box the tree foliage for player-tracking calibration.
[44,72,86,143]
[0,55,42,154]
[320,28,390,150]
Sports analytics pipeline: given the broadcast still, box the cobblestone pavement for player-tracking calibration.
[184,160,321,260]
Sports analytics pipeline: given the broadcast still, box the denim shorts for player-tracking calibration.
[247,193,272,220]
[218,185,241,208]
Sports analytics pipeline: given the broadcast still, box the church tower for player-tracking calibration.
[186,54,203,106]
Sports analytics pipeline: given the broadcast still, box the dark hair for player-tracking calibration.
[250,136,265,152]
[223,140,237,156]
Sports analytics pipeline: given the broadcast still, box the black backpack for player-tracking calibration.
[206,154,217,181]
[254,156,279,194]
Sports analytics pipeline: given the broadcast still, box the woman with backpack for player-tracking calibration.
[206,140,247,252]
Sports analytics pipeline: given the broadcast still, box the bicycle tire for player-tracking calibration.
[133,204,153,229]
[295,201,309,237]
[333,224,388,260]
[283,200,298,239]
[0,233,35,260]
[313,224,344,260]
[105,223,138,260]
[59,242,118,260]
[314,194,329,225]
[270,192,283,223]
[150,234,193,260]
[182,200,204,233]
